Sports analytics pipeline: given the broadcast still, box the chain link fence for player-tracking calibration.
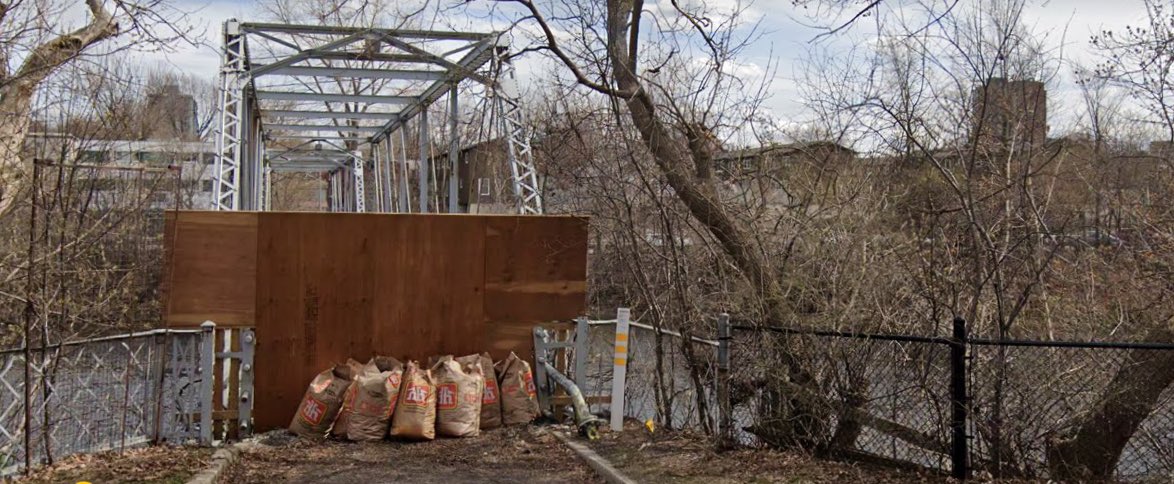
[0,326,236,476]
[577,318,718,433]
[969,342,1174,480]
[728,330,953,469]
[724,321,1174,482]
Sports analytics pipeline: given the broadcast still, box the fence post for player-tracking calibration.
[716,313,733,448]
[574,316,588,396]
[610,308,631,432]
[532,327,551,414]
[239,328,255,438]
[950,316,969,480]
[199,321,215,446]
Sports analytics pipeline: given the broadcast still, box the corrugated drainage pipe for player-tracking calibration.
[538,356,604,439]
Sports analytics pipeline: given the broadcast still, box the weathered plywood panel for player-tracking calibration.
[368,215,486,361]
[484,216,588,324]
[164,211,257,327]
[166,212,587,431]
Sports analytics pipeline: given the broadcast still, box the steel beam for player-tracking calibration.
[448,86,459,213]
[213,19,246,211]
[352,151,366,212]
[301,52,438,64]
[247,31,369,77]
[255,91,416,104]
[266,123,384,134]
[397,129,410,212]
[417,110,430,213]
[495,56,543,214]
[270,149,352,159]
[264,110,400,120]
[370,37,497,143]
[265,134,369,141]
[252,64,447,81]
[240,22,495,41]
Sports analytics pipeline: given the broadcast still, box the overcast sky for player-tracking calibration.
[146,0,1154,141]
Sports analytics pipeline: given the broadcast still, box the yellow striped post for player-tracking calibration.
[610,307,631,431]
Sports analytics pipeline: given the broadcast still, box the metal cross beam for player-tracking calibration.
[213,19,542,214]
[252,65,447,81]
[254,91,416,104]
[263,110,400,121]
[265,124,385,134]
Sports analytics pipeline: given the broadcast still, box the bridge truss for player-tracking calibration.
[212,20,542,214]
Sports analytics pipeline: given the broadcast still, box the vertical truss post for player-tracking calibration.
[448,85,460,213]
[494,51,543,214]
[213,19,245,211]
[417,111,430,213]
[249,113,264,209]
[262,165,272,211]
[352,151,366,213]
[399,129,411,212]
[384,137,397,212]
[372,143,384,212]
[327,171,338,212]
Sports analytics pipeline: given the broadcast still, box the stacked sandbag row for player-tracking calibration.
[288,351,539,441]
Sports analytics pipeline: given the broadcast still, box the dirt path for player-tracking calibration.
[223,426,603,484]
[588,421,947,483]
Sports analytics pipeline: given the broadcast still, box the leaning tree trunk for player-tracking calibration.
[1046,328,1174,480]
[601,0,828,448]
[0,0,118,216]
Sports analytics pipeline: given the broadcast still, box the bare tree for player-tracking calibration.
[0,0,193,217]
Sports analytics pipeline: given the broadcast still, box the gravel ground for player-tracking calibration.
[588,421,949,483]
[221,425,603,483]
[16,445,212,484]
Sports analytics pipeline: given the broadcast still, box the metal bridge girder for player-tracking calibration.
[212,20,543,215]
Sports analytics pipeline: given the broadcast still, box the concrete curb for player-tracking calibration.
[550,430,639,484]
[184,445,239,484]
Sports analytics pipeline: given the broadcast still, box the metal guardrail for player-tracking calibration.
[0,321,254,476]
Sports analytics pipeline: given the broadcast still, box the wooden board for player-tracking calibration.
[163,212,588,431]
[483,216,588,324]
[164,211,258,327]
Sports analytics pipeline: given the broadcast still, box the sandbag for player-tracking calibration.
[495,352,539,426]
[426,354,451,368]
[389,360,436,440]
[329,358,367,439]
[433,356,483,437]
[290,364,355,439]
[456,352,502,429]
[347,356,405,441]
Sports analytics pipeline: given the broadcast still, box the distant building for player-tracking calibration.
[714,141,856,179]
[144,84,199,141]
[24,133,217,210]
[971,78,1047,152]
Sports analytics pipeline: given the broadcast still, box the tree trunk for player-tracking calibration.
[0,0,117,216]
[1046,328,1174,480]
[602,0,827,447]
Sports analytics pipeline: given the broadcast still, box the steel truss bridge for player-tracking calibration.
[212,20,542,214]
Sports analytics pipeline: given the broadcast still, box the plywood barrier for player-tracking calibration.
[163,211,587,430]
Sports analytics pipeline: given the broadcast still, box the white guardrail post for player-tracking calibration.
[610,307,630,432]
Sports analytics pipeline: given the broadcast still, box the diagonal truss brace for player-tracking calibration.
[213,20,246,211]
[494,54,543,214]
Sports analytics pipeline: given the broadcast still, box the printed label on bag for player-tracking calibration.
[300,396,327,425]
[404,383,430,408]
[483,379,499,404]
[524,371,536,398]
[437,383,457,410]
